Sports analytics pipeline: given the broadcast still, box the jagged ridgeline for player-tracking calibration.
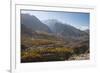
[21,13,89,63]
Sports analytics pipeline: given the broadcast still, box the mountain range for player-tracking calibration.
[21,14,89,40]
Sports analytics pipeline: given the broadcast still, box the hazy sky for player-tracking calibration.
[21,10,90,30]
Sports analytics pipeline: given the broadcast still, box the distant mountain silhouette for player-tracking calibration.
[44,19,88,40]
